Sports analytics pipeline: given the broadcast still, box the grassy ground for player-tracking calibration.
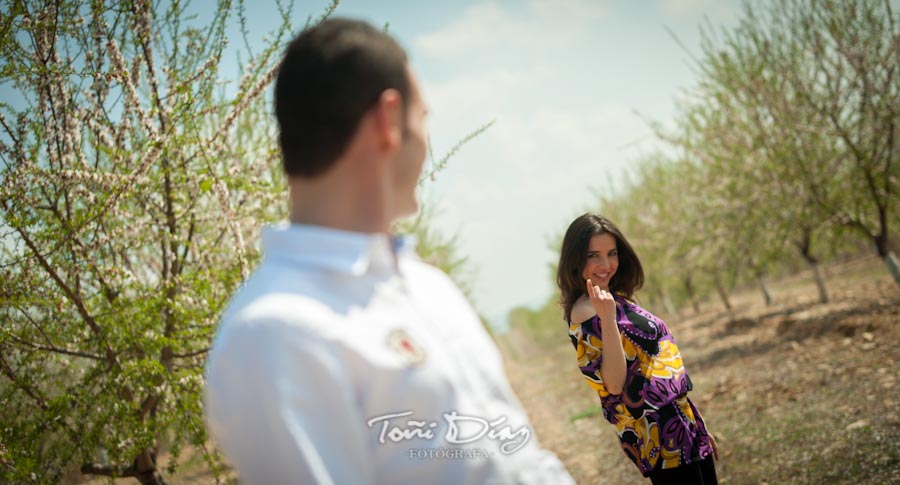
[500,255,900,484]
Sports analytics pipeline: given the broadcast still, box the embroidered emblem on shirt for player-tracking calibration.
[387,329,426,366]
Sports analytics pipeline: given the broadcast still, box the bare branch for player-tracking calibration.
[4,332,103,361]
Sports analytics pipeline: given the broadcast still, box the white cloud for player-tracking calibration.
[659,0,705,17]
[657,0,740,22]
[415,0,609,60]
[423,67,524,127]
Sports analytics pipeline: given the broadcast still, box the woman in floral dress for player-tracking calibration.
[557,213,719,484]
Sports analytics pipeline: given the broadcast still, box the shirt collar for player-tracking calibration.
[261,222,417,276]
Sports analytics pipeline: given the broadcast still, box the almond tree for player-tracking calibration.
[673,57,837,304]
[0,0,327,482]
[705,0,900,285]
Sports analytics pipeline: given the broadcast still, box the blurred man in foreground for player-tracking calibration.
[204,18,573,484]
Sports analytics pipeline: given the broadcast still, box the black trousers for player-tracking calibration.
[648,456,717,485]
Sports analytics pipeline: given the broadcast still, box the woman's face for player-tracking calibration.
[581,233,619,292]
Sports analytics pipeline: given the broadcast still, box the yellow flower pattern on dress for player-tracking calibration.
[567,296,713,477]
[640,339,684,380]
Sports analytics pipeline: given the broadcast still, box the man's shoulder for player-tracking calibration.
[401,257,459,289]
[227,291,333,326]
[209,288,340,373]
[218,264,339,334]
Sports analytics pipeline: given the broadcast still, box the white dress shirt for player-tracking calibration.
[204,223,573,484]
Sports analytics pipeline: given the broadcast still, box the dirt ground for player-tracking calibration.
[72,256,899,484]
[501,255,900,484]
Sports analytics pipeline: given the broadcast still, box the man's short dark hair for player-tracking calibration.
[274,18,411,177]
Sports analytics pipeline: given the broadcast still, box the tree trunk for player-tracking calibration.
[757,273,774,306]
[81,447,166,485]
[135,470,168,485]
[808,259,829,304]
[795,231,829,304]
[713,275,732,311]
[856,205,896,286]
[134,448,167,485]
[886,252,900,288]
[683,275,700,315]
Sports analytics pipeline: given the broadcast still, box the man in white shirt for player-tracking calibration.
[204,18,573,484]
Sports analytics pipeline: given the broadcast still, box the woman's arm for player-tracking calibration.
[586,279,627,395]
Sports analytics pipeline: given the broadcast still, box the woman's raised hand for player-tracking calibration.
[586,279,616,321]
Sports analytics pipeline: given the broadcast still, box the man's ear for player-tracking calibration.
[372,88,403,151]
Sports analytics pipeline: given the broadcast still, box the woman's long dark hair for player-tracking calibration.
[556,214,644,323]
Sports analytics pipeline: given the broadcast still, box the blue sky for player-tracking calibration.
[212,0,748,329]
[1,0,747,329]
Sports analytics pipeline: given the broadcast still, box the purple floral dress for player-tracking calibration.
[568,296,713,476]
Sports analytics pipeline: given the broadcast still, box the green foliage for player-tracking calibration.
[569,404,603,423]
[506,305,551,348]
[0,0,323,482]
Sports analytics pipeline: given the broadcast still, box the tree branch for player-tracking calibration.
[172,347,209,358]
[4,332,103,361]
[0,352,49,410]
[3,200,118,366]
